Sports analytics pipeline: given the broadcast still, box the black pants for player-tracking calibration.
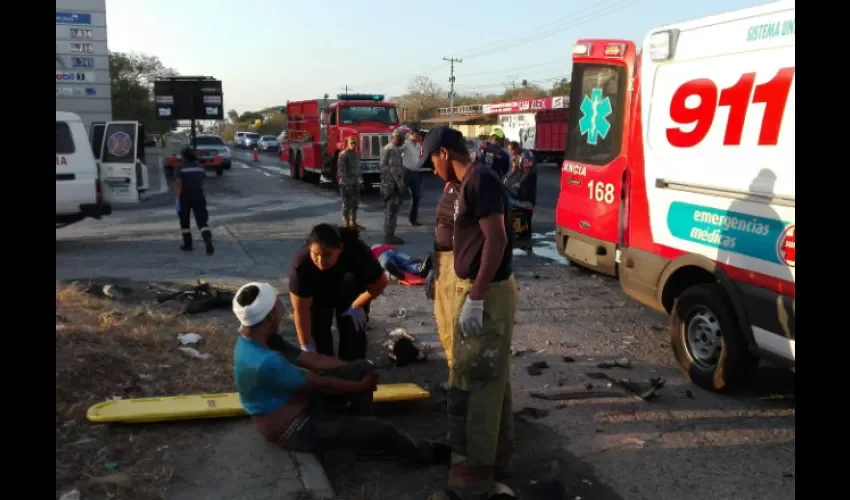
[312,302,370,361]
[179,196,210,233]
[511,206,533,250]
[282,363,435,462]
[403,170,423,223]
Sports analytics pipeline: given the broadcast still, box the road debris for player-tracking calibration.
[530,390,626,401]
[516,407,550,419]
[177,333,202,345]
[562,356,575,363]
[584,372,666,401]
[385,328,430,366]
[155,281,234,315]
[596,357,632,369]
[526,361,550,376]
[58,489,80,500]
[103,283,131,300]
[177,346,212,360]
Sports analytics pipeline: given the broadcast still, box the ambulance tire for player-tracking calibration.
[670,283,757,393]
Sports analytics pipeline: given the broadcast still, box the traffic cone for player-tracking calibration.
[252,149,259,161]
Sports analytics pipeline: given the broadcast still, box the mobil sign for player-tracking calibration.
[56,72,94,82]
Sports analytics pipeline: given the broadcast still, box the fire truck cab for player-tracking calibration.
[281,94,400,187]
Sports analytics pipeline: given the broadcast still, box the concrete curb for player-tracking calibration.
[291,451,336,499]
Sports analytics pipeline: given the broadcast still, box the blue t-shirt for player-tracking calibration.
[233,336,307,415]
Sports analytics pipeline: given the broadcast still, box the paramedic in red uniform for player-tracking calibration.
[288,223,389,360]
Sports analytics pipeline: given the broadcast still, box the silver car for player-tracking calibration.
[257,135,279,152]
[242,132,261,149]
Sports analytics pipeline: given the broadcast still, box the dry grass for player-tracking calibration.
[56,282,237,500]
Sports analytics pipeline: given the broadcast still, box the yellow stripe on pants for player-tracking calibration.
[447,275,517,500]
[433,251,458,368]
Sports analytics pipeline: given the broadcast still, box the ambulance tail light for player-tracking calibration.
[648,29,680,61]
[573,43,590,56]
[604,43,625,57]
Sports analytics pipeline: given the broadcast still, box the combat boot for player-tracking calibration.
[201,230,215,256]
[180,232,193,251]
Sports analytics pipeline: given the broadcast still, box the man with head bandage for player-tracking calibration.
[232,282,450,463]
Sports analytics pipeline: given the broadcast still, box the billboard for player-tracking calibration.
[154,79,224,120]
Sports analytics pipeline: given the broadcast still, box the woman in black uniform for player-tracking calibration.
[288,223,389,360]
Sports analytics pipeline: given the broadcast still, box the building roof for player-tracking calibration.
[422,114,496,125]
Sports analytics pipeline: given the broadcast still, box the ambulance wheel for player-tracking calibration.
[670,283,757,393]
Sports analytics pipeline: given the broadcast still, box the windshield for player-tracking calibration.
[564,63,627,166]
[193,136,225,146]
[262,136,276,141]
[245,133,260,139]
[339,105,399,125]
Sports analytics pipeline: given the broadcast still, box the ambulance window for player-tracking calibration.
[565,64,627,166]
[56,121,75,154]
[330,109,337,125]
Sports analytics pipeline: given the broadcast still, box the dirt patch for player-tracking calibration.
[55,280,237,500]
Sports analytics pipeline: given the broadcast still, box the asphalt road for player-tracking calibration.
[56,148,795,500]
[228,147,562,236]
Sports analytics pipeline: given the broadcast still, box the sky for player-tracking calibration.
[105,0,766,114]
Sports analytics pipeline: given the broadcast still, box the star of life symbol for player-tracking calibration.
[578,88,613,146]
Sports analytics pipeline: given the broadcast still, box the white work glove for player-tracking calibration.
[301,344,316,353]
[458,297,485,338]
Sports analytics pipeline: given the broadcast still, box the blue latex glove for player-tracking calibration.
[175,199,181,212]
[342,307,368,331]
[301,344,316,353]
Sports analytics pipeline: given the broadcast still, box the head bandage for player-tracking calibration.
[232,282,278,327]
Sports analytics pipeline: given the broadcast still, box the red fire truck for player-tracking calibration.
[280,94,401,186]
[556,0,795,392]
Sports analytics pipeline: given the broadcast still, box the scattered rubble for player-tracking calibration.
[526,361,550,376]
[516,407,550,419]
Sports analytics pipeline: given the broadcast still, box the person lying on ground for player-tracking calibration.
[371,243,428,285]
[289,223,389,360]
[232,281,451,463]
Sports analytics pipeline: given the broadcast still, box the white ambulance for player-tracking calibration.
[618,1,795,391]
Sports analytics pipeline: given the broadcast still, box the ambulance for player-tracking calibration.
[557,0,795,391]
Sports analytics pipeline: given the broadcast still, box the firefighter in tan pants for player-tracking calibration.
[426,181,462,376]
[419,126,518,500]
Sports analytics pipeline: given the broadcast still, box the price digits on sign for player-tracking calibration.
[666,67,795,148]
[587,180,615,204]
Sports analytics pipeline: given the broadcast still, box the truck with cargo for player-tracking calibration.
[484,96,569,163]
[555,0,795,391]
[280,94,401,187]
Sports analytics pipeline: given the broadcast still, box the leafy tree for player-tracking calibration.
[109,51,178,133]
[551,78,571,96]
[227,109,240,123]
[238,111,264,122]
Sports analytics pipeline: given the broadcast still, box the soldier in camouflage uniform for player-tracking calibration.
[380,129,408,245]
[338,136,364,230]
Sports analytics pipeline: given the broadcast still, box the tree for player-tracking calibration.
[227,109,240,123]
[393,75,450,122]
[109,51,178,133]
[238,111,263,122]
[551,78,571,96]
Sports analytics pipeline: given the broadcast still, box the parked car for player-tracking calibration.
[233,131,247,148]
[258,135,279,152]
[165,134,231,178]
[242,132,261,149]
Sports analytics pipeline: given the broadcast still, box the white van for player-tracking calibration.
[56,111,112,227]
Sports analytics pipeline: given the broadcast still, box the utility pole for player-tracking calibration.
[443,57,462,127]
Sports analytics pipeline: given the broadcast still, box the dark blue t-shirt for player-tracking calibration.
[175,160,206,198]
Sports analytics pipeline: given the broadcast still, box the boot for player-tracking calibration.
[342,216,351,228]
[202,231,214,256]
[384,235,405,245]
[180,232,193,251]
